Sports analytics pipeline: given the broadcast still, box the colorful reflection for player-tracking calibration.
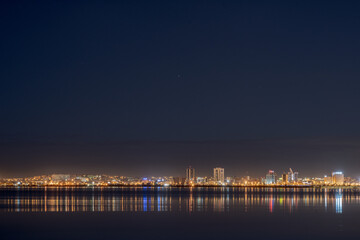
[0,187,356,214]
[335,189,343,214]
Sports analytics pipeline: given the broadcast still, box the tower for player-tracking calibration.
[213,167,225,184]
[186,166,196,183]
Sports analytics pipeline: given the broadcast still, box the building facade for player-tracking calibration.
[214,167,225,184]
[282,173,288,184]
[186,166,196,183]
[324,176,333,184]
[265,170,276,185]
[332,172,344,185]
[287,168,298,183]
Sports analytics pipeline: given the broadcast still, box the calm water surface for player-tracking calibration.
[0,187,359,240]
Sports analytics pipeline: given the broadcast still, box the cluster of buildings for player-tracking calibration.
[183,167,354,186]
[185,167,225,185]
[265,169,298,185]
[263,169,346,186]
[0,174,127,187]
[0,168,358,187]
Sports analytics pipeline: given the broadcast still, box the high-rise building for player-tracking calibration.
[186,166,196,183]
[214,167,225,184]
[293,172,299,182]
[287,168,299,183]
[265,170,276,185]
[332,172,344,185]
[282,173,288,184]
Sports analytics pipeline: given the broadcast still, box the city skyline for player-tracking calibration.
[0,166,353,183]
[0,163,352,178]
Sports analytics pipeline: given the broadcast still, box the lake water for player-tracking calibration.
[0,187,359,239]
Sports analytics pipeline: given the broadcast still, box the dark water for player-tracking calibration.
[0,187,359,239]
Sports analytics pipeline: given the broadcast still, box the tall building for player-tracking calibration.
[265,170,276,185]
[287,168,299,183]
[332,172,344,185]
[186,166,196,183]
[214,167,225,184]
[293,172,299,182]
[282,173,288,184]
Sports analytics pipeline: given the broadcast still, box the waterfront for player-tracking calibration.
[1,187,360,239]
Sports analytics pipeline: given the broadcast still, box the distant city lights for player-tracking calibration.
[0,167,358,187]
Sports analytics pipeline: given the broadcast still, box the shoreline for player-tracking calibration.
[0,185,358,189]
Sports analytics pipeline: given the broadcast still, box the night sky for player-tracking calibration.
[1,1,360,178]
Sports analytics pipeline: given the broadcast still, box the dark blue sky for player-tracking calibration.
[1,1,360,177]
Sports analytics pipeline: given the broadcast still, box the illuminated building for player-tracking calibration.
[241,176,251,185]
[287,168,298,183]
[226,176,234,184]
[214,167,225,184]
[186,166,196,183]
[265,170,276,185]
[282,173,288,184]
[173,177,186,185]
[294,172,299,182]
[332,172,344,185]
[344,177,359,185]
[234,177,242,184]
[196,177,207,184]
[324,175,332,185]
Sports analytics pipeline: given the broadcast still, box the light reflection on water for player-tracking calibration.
[0,187,356,213]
